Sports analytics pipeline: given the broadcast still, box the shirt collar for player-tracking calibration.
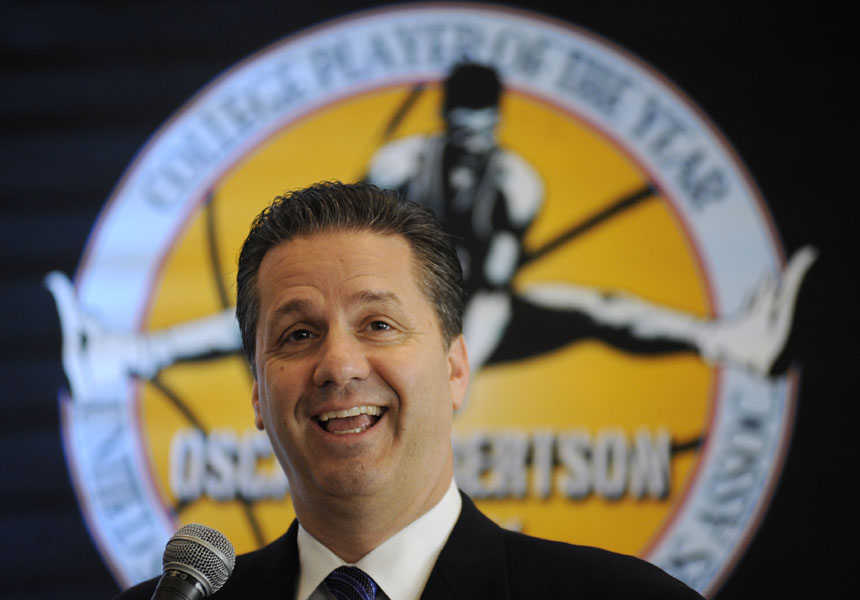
[296,479,462,600]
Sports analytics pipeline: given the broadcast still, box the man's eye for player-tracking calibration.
[368,321,392,332]
[285,329,313,342]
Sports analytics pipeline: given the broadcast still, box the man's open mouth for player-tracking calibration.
[314,406,385,435]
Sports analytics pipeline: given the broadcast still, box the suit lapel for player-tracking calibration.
[421,492,511,600]
[239,519,301,599]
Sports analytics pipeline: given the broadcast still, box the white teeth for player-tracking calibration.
[332,426,369,435]
[317,406,383,422]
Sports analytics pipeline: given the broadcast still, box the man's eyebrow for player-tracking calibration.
[271,298,312,318]
[349,290,403,307]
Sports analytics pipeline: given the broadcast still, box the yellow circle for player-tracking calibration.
[140,83,713,557]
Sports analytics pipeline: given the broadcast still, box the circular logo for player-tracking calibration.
[48,5,813,595]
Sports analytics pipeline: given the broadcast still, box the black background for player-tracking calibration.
[1,1,856,598]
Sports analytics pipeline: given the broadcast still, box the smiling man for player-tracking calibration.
[249,228,468,573]
[114,181,701,599]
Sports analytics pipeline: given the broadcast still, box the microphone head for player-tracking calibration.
[162,523,236,595]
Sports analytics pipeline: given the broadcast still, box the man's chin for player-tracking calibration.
[314,463,389,500]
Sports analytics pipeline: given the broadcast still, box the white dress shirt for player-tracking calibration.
[296,479,462,600]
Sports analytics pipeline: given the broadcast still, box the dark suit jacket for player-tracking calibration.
[114,492,702,599]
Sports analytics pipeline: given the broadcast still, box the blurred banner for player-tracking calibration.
[1,2,853,599]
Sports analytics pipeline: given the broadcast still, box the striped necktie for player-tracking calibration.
[324,566,379,600]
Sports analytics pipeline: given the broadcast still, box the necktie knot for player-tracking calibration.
[325,566,379,600]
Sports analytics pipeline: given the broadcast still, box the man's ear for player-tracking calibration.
[447,334,470,411]
[251,380,265,431]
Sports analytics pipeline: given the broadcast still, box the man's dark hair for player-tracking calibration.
[236,181,466,374]
[443,62,502,113]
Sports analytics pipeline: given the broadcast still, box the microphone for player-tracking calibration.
[151,523,236,600]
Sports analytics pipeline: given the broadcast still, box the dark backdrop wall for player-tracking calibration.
[1,1,856,598]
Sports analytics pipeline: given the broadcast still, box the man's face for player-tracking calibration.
[251,231,469,518]
[445,106,499,154]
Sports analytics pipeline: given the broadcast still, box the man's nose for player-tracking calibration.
[312,329,370,387]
